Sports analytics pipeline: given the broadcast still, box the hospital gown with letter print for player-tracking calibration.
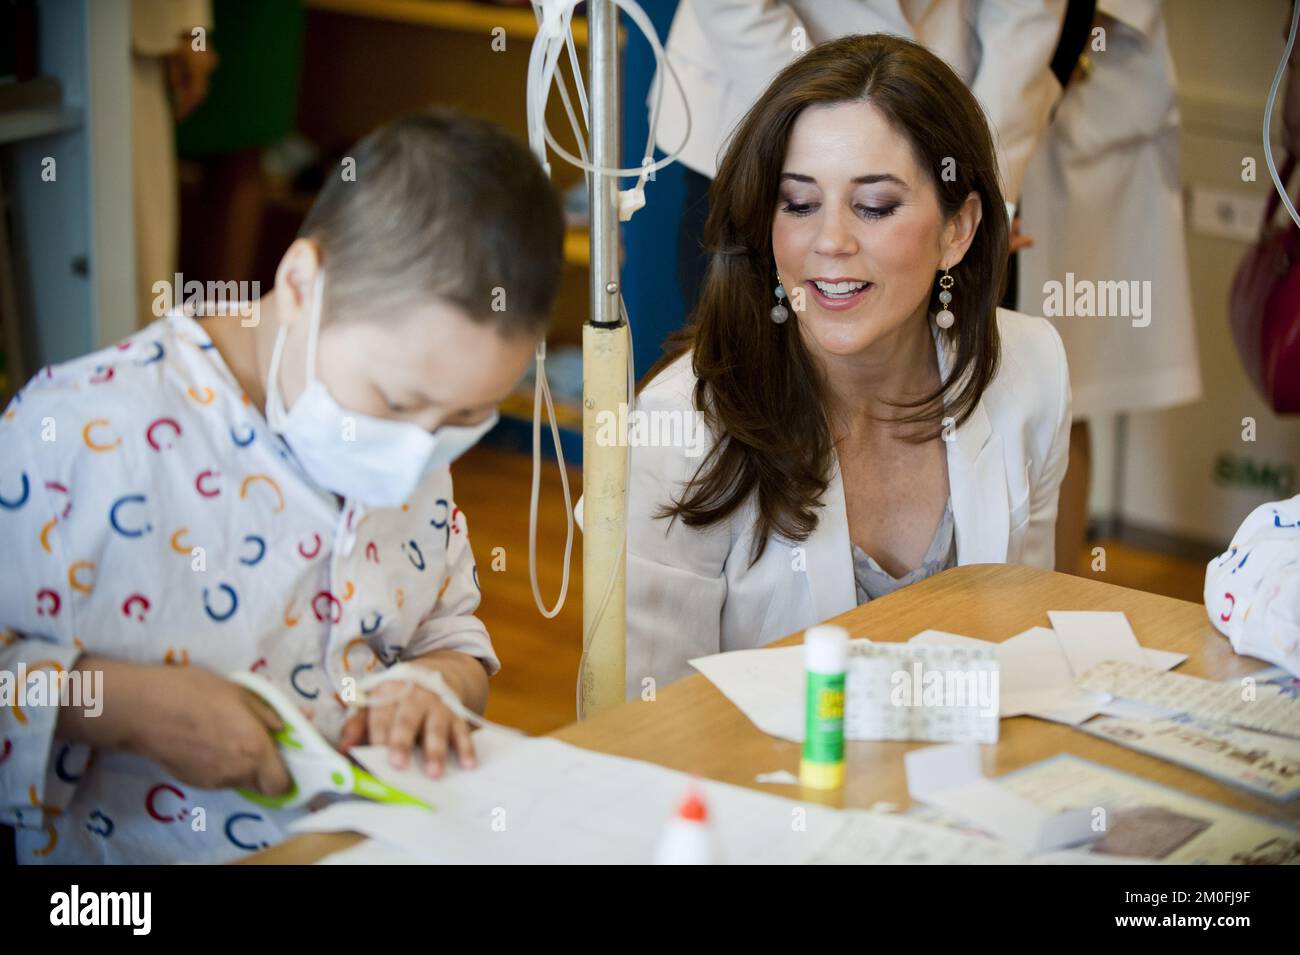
[1204,494,1300,679]
[0,311,498,862]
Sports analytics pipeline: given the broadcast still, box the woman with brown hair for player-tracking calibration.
[625,34,1071,697]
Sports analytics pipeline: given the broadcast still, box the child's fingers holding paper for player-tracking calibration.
[421,705,453,778]
[366,694,396,752]
[449,717,477,770]
[386,688,430,769]
[338,710,367,752]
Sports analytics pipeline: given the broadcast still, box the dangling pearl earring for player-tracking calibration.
[936,268,955,329]
[771,272,789,324]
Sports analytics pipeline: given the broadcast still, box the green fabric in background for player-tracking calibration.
[176,0,305,157]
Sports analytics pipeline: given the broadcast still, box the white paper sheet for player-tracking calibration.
[691,615,1189,740]
[1000,621,1185,725]
[688,643,815,741]
[299,736,847,864]
[319,839,427,865]
[1048,611,1147,674]
[997,626,1101,720]
[904,743,1097,853]
[295,734,1069,864]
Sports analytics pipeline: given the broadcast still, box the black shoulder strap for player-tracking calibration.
[1050,0,1099,89]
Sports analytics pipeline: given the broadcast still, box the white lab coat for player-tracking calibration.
[1016,0,1201,417]
[623,308,1071,697]
[654,0,1066,208]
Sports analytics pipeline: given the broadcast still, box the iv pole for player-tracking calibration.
[580,0,628,716]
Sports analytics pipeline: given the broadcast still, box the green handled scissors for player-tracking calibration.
[230,670,432,811]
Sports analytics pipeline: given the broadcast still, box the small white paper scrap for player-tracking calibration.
[904,743,1097,854]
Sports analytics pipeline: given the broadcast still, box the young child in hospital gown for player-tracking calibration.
[0,109,565,862]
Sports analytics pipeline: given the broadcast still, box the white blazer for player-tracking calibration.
[654,0,1066,206]
[623,308,1071,698]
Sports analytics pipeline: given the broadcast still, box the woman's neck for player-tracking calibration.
[810,301,941,438]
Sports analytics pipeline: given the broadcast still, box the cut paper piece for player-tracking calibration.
[845,642,999,743]
[319,838,429,865]
[691,638,996,743]
[1077,660,1300,739]
[691,615,1187,743]
[1047,611,1146,675]
[294,802,446,863]
[348,724,524,803]
[299,736,849,864]
[904,743,1097,854]
[1018,692,1113,727]
[997,626,1103,721]
[297,734,1072,864]
[999,620,1186,725]
[1083,714,1300,801]
[1144,648,1189,670]
[1095,697,1180,722]
[690,640,873,742]
[754,770,800,785]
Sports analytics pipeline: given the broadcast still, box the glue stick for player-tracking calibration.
[800,624,848,790]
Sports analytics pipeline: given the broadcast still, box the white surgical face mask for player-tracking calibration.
[264,273,499,508]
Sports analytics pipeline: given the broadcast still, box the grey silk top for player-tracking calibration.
[851,496,957,604]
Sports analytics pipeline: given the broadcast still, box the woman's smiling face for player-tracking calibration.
[772,100,967,359]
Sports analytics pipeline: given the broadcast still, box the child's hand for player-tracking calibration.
[337,658,481,779]
[122,662,293,795]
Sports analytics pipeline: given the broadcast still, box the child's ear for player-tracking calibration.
[274,239,324,322]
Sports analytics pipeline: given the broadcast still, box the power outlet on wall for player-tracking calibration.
[1187,185,1270,242]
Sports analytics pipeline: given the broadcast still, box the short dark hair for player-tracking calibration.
[298,107,564,335]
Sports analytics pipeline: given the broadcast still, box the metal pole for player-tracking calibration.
[581,0,628,716]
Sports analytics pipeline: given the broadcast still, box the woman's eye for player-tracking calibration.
[781,201,816,216]
[857,204,898,220]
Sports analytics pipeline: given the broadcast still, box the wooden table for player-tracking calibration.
[249,563,1296,863]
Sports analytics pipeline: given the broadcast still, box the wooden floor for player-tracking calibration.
[454,445,584,735]
[454,446,1214,736]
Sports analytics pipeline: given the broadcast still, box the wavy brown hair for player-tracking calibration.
[644,33,1008,564]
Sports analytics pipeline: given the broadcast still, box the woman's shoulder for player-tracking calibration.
[993,306,1065,363]
[988,306,1068,403]
[638,351,701,412]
